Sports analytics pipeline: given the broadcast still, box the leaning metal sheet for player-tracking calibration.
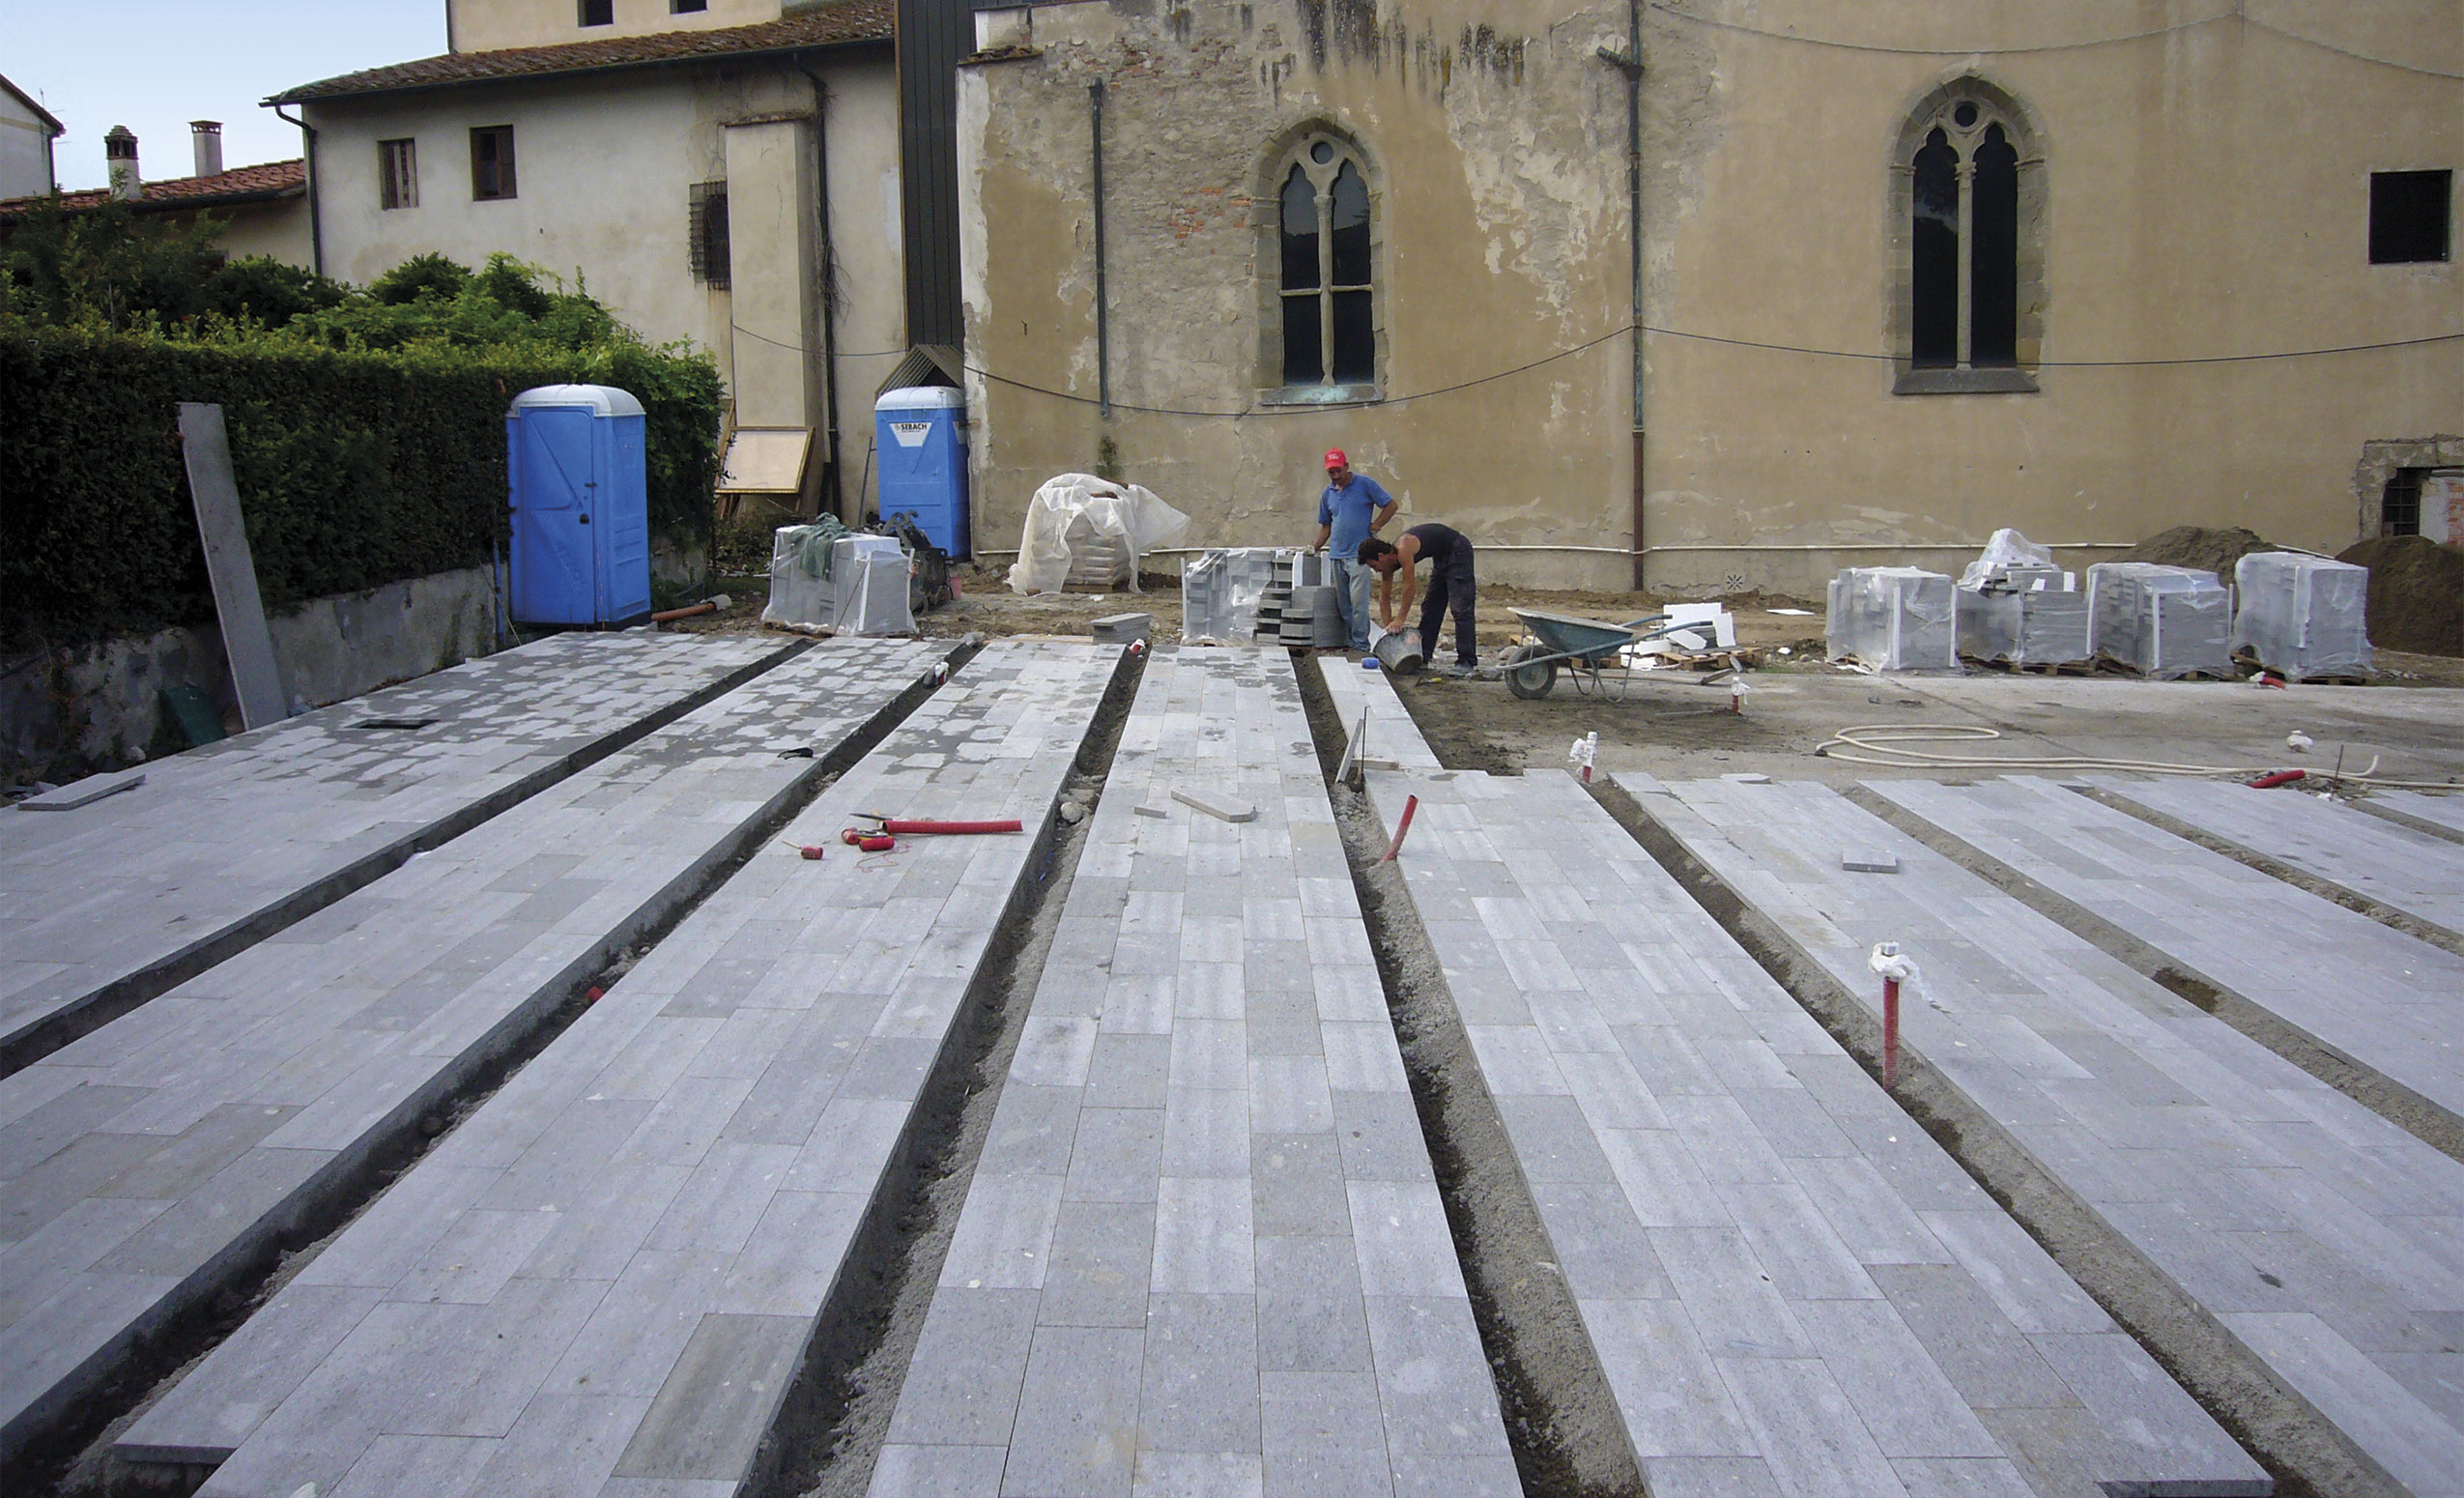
[0,631,796,1068]
[116,642,1123,1498]
[1374,766,2262,1498]
[0,641,944,1466]
[1646,774,2464,1497]
[868,649,1513,1498]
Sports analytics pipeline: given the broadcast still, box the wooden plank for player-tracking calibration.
[177,403,287,731]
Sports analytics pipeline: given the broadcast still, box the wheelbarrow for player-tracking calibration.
[1501,608,1704,701]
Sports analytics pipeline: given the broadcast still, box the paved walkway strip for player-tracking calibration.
[2096,777,2464,939]
[0,640,944,1468]
[115,642,1123,1498]
[1641,774,2464,1498]
[1869,776,2464,1132]
[1362,764,2262,1498]
[869,650,1513,1498]
[2362,790,2464,844]
[1316,656,1444,772]
[0,631,797,1070]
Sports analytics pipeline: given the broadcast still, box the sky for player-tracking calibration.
[2,2,446,190]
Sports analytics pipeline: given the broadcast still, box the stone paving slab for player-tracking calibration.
[2094,778,2464,940]
[1364,765,2263,1498]
[0,641,944,1466]
[1869,776,2464,1132]
[868,650,1511,1498]
[0,631,797,1068]
[2364,791,2464,843]
[1315,657,1444,771]
[117,642,1124,1498]
[1642,774,2464,1497]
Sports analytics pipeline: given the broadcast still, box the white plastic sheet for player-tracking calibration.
[1958,528,2063,591]
[2086,562,2232,678]
[1955,529,2085,665]
[1006,474,1190,595]
[1826,567,1958,672]
[833,535,915,636]
[2232,552,2371,679]
[760,523,840,631]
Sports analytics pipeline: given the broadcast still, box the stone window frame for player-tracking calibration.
[1887,76,2045,396]
[1255,121,1384,406]
[2354,436,2464,538]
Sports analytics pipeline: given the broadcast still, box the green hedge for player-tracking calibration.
[0,327,721,647]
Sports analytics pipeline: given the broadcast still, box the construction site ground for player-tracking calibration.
[12,586,2464,1498]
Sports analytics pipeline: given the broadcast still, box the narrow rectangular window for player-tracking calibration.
[579,0,615,25]
[471,127,516,201]
[673,0,708,11]
[2370,170,2452,264]
[2384,469,2426,535]
[379,138,417,210]
[689,181,731,288]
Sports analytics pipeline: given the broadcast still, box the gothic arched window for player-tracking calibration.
[1260,128,1379,399]
[1893,83,2042,393]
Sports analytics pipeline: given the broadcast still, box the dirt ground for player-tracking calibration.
[671,565,2464,789]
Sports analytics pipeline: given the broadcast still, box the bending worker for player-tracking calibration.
[1359,522,1480,677]
[1310,448,1395,652]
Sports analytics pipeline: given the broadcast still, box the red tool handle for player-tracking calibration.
[2247,769,2307,790]
[880,818,1022,835]
[842,828,897,850]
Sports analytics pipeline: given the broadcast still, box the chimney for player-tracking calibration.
[191,121,223,178]
[104,125,141,200]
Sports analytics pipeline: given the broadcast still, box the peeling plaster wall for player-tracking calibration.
[964,0,2460,597]
[960,0,1638,590]
[1635,0,2462,594]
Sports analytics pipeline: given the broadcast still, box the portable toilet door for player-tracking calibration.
[506,385,651,625]
[874,386,969,558]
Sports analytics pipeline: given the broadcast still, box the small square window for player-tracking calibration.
[379,138,417,210]
[580,0,614,25]
[2369,170,2451,264]
[471,127,517,201]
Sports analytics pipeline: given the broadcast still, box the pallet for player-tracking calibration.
[1961,654,2093,676]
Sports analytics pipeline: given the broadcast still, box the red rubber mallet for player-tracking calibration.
[779,839,826,860]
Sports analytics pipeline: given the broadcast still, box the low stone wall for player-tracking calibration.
[3,564,499,775]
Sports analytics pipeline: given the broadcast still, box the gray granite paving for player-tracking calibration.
[0,641,942,1465]
[868,650,1512,1498]
[1365,763,2262,1498]
[1315,656,1444,772]
[2095,778,2464,940]
[116,642,1122,1498]
[2364,791,2464,843]
[1642,774,2464,1497]
[1870,776,2464,1131]
[0,631,795,1062]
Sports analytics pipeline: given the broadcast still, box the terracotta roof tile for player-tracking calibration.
[272,1,895,103]
[0,158,304,218]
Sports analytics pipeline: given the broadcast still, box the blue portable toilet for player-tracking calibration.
[506,385,651,626]
[874,386,969,557]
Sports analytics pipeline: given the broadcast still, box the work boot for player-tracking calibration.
[1434,660,1478,679]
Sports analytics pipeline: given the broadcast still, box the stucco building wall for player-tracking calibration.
[304,50,906,517]
[960,0,2460,595]
[448,0,785,53]
[0,91,56,200]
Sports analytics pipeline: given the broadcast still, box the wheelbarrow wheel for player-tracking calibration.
[1504,644,1557,700]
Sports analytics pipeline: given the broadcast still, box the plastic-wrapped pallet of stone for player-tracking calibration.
[2232,550,2372,679]
[830,534,916,635]
[1826,565,1957,671]
[760,522,840,630]
[1181,546,1304,644]
[2087,562,2233,677]
[1957,575,2089,667]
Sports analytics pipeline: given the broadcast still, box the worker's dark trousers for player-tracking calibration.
[1418,555,1477,667]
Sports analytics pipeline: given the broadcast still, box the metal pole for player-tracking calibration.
[1090,81,1111,420]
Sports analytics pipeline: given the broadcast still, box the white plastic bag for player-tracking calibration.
[1007,474,1190,594]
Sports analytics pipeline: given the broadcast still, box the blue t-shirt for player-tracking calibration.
[1317,474,1392,555]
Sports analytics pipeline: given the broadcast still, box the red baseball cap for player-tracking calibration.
[1324,449,1348,471]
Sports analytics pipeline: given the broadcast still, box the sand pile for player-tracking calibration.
[2120,526,2279,578]
[2336,533,2464,657]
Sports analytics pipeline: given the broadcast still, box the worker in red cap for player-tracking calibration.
[1310,448,1395,651]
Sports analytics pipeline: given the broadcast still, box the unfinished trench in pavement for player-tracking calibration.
[6,634,2460,1494]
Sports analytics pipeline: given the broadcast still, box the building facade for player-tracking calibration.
[958,0,2462,592]
[280,0,922,520]
[0,73,64,200]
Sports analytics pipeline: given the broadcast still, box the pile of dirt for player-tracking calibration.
[2336,533,2464,656]
[2120,525,2280,579]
